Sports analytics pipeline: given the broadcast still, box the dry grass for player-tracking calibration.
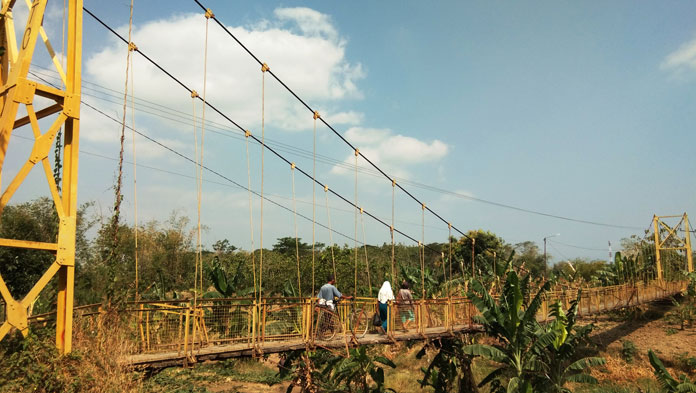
[71,309,143,393]
[0,308,143,393]
[383,344,433,393]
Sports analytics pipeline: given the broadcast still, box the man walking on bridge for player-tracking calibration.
[317,274,352,310]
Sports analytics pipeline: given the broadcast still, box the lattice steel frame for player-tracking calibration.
[0,0,82,353]
[653,213,693,280]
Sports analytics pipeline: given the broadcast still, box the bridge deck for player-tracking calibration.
[127,324,482,369]
[116,281,686,369]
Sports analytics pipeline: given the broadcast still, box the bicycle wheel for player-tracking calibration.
[315,308,339,341]
[351,310,369,338]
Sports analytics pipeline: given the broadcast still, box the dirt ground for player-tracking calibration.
[583,300,696,386]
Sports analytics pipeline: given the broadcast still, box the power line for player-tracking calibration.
[189,0,646,234]
[547,239,610,252]
[32,65,646,232]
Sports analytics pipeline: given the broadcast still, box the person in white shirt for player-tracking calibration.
[377,281,395,333]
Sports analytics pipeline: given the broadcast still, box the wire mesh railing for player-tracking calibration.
[9,279,685,363]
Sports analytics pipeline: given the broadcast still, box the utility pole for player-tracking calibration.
[543,234,560,277]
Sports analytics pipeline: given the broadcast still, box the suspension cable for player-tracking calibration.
[291,163,302,297]
[360,208,372,296]
[324,185,338,286]
[83,7,444,255]
[245,129,258,299]
[391,180,396,286]
[312,111,319,297]
[448,223,452,296]
[129,36,139,301]
[190,90,200,299]
[259,62,269,301]
[354,149,359,298]
[421,204,426,299]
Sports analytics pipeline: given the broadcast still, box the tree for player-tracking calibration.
[273,237,312,256]
[0,198,93,311]
[511,241,546,278]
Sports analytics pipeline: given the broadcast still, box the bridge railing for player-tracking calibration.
[538,280,685,320]
[6,280,685,360]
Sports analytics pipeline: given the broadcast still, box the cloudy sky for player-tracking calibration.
[6,0,696,264]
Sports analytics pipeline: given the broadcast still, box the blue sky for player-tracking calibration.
[7,0,696,264]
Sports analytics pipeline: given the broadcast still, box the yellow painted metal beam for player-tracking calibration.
[684,213,693,273]
[0,238,58,250]
[0,0,82,354]
[654,216,662,280]
[13,102,62,128]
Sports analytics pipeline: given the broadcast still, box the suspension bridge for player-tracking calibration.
[0,0,693,370]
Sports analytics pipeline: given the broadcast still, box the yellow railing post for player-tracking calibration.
[183,307,190,357]
[251,300,257,350]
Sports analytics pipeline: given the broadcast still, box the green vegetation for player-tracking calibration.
[621,340,637,363]
[1,197,694,392]
[279,347,396,392]
[648,350,696,393]
[463,271,604,393]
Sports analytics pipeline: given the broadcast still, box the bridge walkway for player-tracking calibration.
[93,280,685,369]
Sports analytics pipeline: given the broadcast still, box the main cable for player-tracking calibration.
[83,6,438,252]
[191,0,646,234]
[188,0,472,242]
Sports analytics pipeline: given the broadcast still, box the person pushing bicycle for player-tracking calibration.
[316,274,352,310]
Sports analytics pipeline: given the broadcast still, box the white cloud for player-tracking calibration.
[85,8,365,135]
[660,35,696,74]
[331,127,449,179]
[274,7,338,42]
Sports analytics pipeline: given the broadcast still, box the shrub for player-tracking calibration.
[621,340,637,363]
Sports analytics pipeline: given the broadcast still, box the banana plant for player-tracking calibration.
[648,350,696,392]
[205,255,252,298]
[532,297,605,393]
[321,346,396,393]
[462,271,551,393]
[417,338,479,393]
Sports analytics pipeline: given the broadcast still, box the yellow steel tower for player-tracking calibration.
[653,213,694,280]
[0,0,82,353]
